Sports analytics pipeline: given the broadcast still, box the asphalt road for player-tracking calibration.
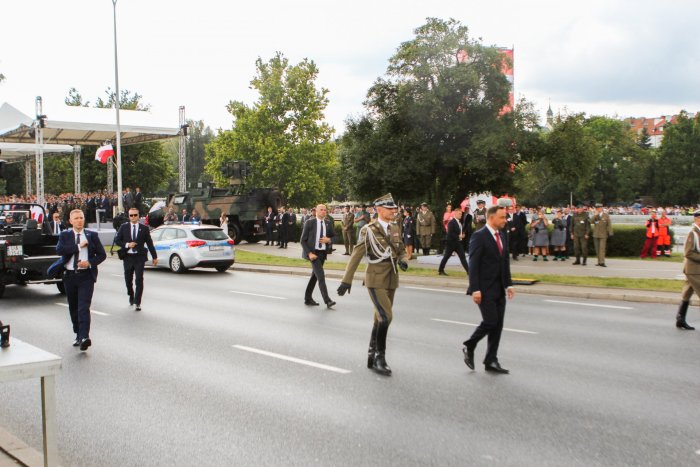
[0,259,699,466]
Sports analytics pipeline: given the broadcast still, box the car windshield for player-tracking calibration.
[193,229,229,241]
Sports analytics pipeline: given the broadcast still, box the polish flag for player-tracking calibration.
[95,144,114,164]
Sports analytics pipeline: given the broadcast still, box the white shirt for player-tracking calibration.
[66,229,89,270]
[128,222,139,254]
[377,219,390,236]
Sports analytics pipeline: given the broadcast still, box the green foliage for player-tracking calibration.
[340,18,537,205]
[206,52,338,207]
[652,111,700,205]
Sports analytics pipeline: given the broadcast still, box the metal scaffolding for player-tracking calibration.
[34,97,45,205]
[178,106,186,192]
[73,145,81,193]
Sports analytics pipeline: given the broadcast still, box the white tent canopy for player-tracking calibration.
[0,142,74,162]
[0,102,180,146]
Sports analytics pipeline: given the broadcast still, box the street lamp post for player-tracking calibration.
[112,0,124,213]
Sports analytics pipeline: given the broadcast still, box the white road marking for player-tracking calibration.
[232,345,351,374]
[229,291,287,300]
[55,303,109,316]
[431,318,538,334]
[544,299,633,310]
[111,274,123,278]
[406,286,465,294]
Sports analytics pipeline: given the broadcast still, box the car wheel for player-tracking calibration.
[56,281,66,295]
[169,255,187,274]
[215,265,229,273]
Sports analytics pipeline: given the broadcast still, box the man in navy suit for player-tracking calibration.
[115,207,158,311]
[300,204,336,308]
[438,206,469,275]
[56,209,107,351]
[463,204,515,374]
[49,211,67,235]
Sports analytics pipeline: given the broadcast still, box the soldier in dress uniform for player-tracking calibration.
[473,199,488,231]
[591,203,613,267]
[417,202,437,256]
[676,212,700,330]
[341,205,355,255]
[337,193,408,376]
[572,205,592,265]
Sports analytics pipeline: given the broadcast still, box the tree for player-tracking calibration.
[206,52,338,207]
[340,18,536,205]
[186,120,214,185]
[652,111,700,204]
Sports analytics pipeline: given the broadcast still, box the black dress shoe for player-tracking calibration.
[485,362,509,374]
[304,299,320,306]
[572,260,581,265]
[72,336,80,347]
[326,300,336,309]
[129,296,134,306]
[438,271,448,276]
[463,346,474,370]
[600,264,607,267]
[135,305,142,311]
[79,338,92,351]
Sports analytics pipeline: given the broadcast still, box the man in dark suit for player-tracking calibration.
[134,187,144,215]
[278,207,290,249]
[463,204,515,374]
[438,206,469,275]
[56,209,107,351]
[264,207,275,245]
[300,203,336,308]
[115,207,158,311]
[49,211,67,236]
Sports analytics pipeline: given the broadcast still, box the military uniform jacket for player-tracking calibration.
[342,221,407,289]
[592,212,613,238]
[342,212,354,231]
[572,213,592,237]
[416,210,436,236]
[473,208,487,229]
[683,225,700,275]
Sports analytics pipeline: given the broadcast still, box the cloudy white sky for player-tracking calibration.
[1,0,698,135]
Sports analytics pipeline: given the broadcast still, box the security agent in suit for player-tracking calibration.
[337,193,408,376]
[300,204,336,308]
[115,208,158,311]
[56,209,107,351]
[438,206,469,275]
[49,212,67,235]
[463,204,515,374]
[264,207,276,245]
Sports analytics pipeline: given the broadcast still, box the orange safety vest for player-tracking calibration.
[646,219,659,238]
[657,216,672,245]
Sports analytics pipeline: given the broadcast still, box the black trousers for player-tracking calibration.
[464,291,506,365]
[123,254,147,305]
[265,224,274,244]
[64,270,94,339]
[438,241,469,273]
[278,227,288,246]
[305,250,330,303]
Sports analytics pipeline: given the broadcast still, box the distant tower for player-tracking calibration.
[546,101,554,129]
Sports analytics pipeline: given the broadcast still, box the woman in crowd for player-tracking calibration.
[220,212,228,232]
[531,210,550,261]
[550,209,567,261]
[403,208,416,260]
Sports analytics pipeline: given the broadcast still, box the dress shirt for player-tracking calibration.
[66,229,89,270]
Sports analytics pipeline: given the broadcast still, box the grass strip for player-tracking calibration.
[235,250,684,293]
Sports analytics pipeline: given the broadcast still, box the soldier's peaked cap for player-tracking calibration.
[477,199,485,204]
[374,193,398,209]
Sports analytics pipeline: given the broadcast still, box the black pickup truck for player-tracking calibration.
[0,203,64,298]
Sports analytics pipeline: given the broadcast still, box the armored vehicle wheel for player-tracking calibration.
[215,265,229,273]
[0,282,4,298]
[228,224,242,245]
[56,281,66,295]
[169,254,187,274]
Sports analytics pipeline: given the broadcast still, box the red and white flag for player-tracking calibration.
[95,144,114,164]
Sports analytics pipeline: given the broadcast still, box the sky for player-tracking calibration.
[1,0,698,136]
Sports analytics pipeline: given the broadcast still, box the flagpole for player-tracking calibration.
[112,0,123,213]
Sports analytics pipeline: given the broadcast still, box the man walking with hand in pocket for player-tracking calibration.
[300,204,336,308]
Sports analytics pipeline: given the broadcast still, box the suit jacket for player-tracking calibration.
[467,226,513,298]
[115,222,158,259]
[49,220,67,235]
[300,217,335,260]
[445,218,463,245]
[56,229,107,282]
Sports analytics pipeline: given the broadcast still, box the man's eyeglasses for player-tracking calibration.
[129,214,139,217]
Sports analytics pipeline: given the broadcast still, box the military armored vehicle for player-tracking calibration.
[147,161,283,244]
[0,203,64,298]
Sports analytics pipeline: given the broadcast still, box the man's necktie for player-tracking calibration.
[320,221,325,249]
[132,225,137,242]
[54,222,59,235]
[74,233,81,269]
[495,232,503,255]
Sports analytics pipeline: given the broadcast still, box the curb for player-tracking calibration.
[231,264,697,306]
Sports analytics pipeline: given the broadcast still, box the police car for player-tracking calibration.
[146,223,235,273]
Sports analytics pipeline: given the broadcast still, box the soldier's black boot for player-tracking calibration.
[582,258,587,266]
[573,257,581,265]
[367,324,378,368]
[372,323,392,376]
[676,301,695,330]
[373,352,392,376]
